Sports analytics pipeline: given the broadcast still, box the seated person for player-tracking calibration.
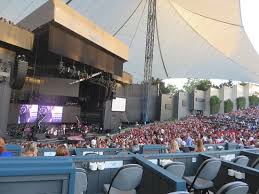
[23,142,38,157]
[179,141,190,153]
[0,137,12,157]
[169,140,181,153]
[56,144,69,156]
[194,139,205,152]
[130,140,140,153]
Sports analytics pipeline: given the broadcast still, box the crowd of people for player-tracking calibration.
[97,107,259,152]
[1,107,259,157]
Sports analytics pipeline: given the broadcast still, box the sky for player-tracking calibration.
[164,0,259,89]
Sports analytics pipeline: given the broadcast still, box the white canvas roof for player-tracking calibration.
[1,0,259,82]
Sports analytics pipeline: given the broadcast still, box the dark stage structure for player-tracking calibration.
[1,0,133,134]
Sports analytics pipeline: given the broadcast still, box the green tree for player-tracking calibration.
[249,95,259,107]
[150,77,170,94]
[240,82,248,86]
[183,78,212,93]
[224,99,234,113]
[219,80,233,88]
[183,78,200,93]
[166,84,178,95]
[196,79,212,91]
[236,97,246,110]
[210,96,221,114]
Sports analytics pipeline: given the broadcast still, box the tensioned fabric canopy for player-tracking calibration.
[1,0,259,83]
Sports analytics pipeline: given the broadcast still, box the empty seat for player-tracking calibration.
[75,168,87,194]
[164,162,185,178]
[216,181,249,194]
[251,158,259,170]
[231,156,249,166]
[103,164,143,194]
[184,158,221,193]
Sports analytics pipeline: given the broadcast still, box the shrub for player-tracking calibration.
[210,96,221,114]
[249,95,259,107]
[224,99,233,113]
[236,97,246,110]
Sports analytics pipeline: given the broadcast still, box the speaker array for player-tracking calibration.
[9,55,28,90]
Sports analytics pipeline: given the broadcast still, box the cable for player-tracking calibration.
[155,6,169,78]
[66,0,73,5]
[170,0,243,27]
[113,0,145,36]
[129,0,148,47]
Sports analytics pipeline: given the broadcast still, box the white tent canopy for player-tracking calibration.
[1,0,259,83]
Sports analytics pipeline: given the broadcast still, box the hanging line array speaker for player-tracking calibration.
[9,55,28,90]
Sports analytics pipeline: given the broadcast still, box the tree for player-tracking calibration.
[150,77,170,94]
[212,84,220,89]
[183,78,200,93]
[224,99,234,113]
[249,95,259,107]
[183,78,212,93]
[210,96,221,114]
[219,80,233,88]
[240,82,248,86]
[166,84,178,95]
[236,97,246,110]
[196,79,212,91]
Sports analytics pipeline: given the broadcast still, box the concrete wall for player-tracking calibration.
[115,84,160,123]
[177,92,190,119]
[171,83,259,119]
[193,90,206,111]
[160,94,173,121]
[249,84,259,96]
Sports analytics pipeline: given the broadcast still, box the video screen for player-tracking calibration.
[38,106,63,123]
[18,104,38,124]
[112,97,126,112]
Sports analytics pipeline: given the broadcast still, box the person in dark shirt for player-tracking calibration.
[0,137,12,157]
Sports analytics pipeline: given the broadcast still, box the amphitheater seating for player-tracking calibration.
[1,147,259,194]
[164,162,185,178]
[103,164,143,194]
[216,181,249,194]
[251,158,259,170]
[0,157,75,194]
[75,168,87,194]
[231,156,249,166]
[184,158,221,193]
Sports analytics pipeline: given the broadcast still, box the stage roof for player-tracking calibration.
[0,19,34,51]
[1,0,259,83]
[18,0,128,61]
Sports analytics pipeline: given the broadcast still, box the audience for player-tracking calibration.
[169,140,180,153]
[3,107,259,153]
[23,142,38,157]
[0,137,12,157]
[55,144,69,156]
[195,139,205,152]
